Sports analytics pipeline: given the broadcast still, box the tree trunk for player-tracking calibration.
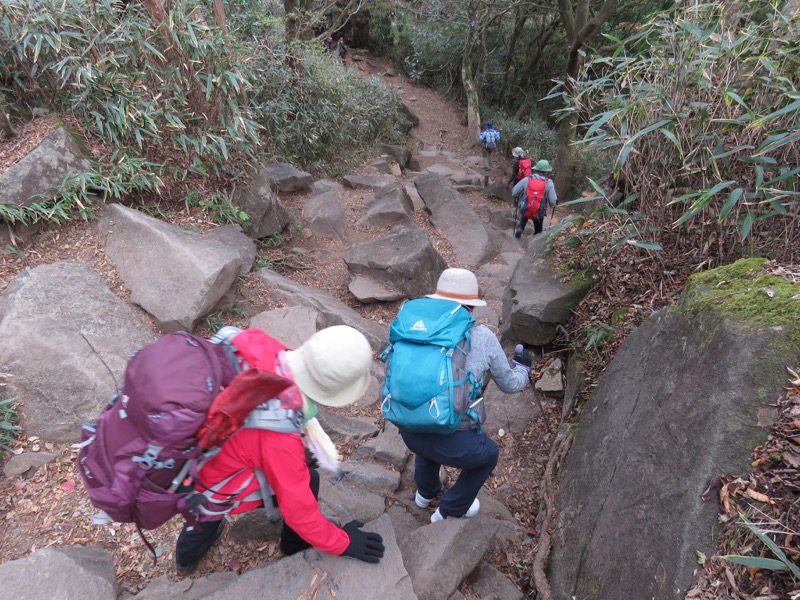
[554,0,618,196]
[213,0,228,35]
[501,6,528,109]
[462,1,482,148]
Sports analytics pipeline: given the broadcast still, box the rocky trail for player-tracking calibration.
[0,52,564,598]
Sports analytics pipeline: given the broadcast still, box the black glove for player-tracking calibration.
[304,445,319,470]
[512,344,532,369]
[341,520,384,563]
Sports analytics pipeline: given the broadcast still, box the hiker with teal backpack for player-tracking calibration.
[512,159,558,238]
[479,120,501,171]
[380,268,531,522]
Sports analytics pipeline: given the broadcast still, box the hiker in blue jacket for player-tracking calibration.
[479,120,501,171]
[400,268,531,522]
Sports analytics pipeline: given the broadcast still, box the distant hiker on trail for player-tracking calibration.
[323,37,333,53]
[512,159,557,238]
[506,147,532,188]
[479,120,501,171]
[174,325,385,573]
[336,36,348,63]
[381,268,530,523]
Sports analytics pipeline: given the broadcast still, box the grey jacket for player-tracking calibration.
[459,324,529,429]
[512,173,558,216]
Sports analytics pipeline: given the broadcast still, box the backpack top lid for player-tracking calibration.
[388,298,474,347]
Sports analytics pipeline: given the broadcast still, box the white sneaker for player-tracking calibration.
[465,498,480,518]
[415,491,433,509]
[430,499,480,523]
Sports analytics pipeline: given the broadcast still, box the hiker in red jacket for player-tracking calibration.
[506,147,531,188]
[175,325,384,574]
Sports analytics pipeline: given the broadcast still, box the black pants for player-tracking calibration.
[175,468,320,566]
[517,214,544,235]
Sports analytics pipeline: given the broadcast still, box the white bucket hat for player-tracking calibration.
[425,268,487,307]
[512,147,525,158]
[286,325,372,407]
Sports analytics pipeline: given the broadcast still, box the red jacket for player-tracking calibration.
[197,328,350,556]
[198,427,349,555]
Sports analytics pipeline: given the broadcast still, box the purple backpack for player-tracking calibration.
[77,333,238,547]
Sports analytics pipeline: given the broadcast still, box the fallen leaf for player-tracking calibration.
[757,407,779,427]
[745,488,774,504]
[59,479,75,494]
[782,452,800,468]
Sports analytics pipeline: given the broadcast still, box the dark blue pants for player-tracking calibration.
[400,429,498,518]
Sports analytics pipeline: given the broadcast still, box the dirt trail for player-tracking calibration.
[0,52,553,597]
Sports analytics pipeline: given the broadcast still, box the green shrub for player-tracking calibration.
[0,0,407,225]
[568,0,799,264]
[0,397,21,453]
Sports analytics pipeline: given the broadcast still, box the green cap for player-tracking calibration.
[533,160,553,172]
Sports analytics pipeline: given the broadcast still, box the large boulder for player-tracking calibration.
[205,224,257,276]
[0,123,94,209]
[0,546,117,600]
[232,167,291,238]
[356,183,414,229]
[549,258,800,600]
[199,515,414,600]
[379,144,412,168]
[0,261,156,443]
[501,232,595,345]
[343,225,445,301]
[400,515,500,600]
[413,173,501,268]
[256,268,387,352]
[303,180,347,243]
[260,162,312,192]
[98,204,244,332]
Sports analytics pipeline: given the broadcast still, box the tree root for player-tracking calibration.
[530,427,573,600]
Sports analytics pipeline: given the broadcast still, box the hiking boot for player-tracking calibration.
[430,498,480,523]
[176,520,226,575]
[514,228,522,239]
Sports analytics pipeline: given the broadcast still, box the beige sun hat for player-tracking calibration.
[425,268,487,307]
[285,325,372,407]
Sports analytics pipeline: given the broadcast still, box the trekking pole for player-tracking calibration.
[515,344,549,433]
[547,204,556,229]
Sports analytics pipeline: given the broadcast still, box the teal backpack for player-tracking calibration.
[380,298,484,435]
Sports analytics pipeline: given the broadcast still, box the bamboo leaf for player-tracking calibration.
[751,100,800,127]
[740,211,754,240]
[585,109,620,139]
[626,240,662,250]
[755,131,800,156]
[722,556,787,571]
[613,142,634,176]
[719,188,744,222]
